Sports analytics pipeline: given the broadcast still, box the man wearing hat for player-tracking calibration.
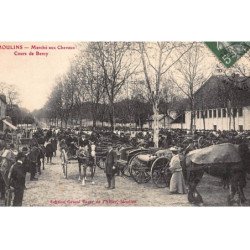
[105,145,117,189]
[8,152,28,206]
[22,146,38,181]
[169,146,186,194]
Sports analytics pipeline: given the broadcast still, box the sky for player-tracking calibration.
[0,42,78,111]
[1,41,249,112]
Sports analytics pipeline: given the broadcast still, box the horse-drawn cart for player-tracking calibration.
[117,147,172,188]
[129,149,172,187]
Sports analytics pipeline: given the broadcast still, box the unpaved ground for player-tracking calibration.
[3,152,250,207]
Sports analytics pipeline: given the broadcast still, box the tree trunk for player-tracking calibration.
[109,104,115,131]
[153,105,159,148]
[190,100,194,134]
[92,104,97,129]
[93,118,96,129]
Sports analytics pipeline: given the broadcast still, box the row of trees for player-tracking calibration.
[0,82,35,126]
[35,42,212,146]
[36,42,249,146]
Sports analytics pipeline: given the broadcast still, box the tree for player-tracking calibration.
[73,46,106,129]
[138,42,194,147]
[88,42,139,131]
[170,43,212,133]
[45,81,64,127]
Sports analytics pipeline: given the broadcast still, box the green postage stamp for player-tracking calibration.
[205,42,250,67]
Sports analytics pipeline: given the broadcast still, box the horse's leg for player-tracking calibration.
[0,175,5,200]
[37,159,41,175]
[187,169,204,205]
[228,177,237,206]
[78,161,82,181]
[42,156,45,170]
[82,165,86,186]
[90,160,95,184]
[237,171,247,205]
[62,163,65,177]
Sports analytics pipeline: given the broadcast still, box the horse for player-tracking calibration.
[0,150,31,206]
[181,143,250,206]
[37,145,46,172]
[77,145,95,186]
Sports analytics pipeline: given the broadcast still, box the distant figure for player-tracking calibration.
[46,129,53,141]
[45,140,53,164]
[51,138,57,156]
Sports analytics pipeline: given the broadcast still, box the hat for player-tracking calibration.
[16,152,25,160]
[170,146,179,152]
[21,146,29,154]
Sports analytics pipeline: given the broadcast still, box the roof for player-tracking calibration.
[3,119,17,130]
[193,75,250,110]
[170,113,185,124]
[148,114,174,122]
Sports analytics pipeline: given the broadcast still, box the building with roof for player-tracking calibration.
[170,75,250,131]
[146,113,174,129]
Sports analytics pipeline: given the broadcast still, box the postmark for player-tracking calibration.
[205,42,250,67]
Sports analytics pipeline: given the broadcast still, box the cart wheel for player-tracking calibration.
[151,157,170,188]
[97,157,106,170]
[122,163,131,177]
[130,156,151,184]
[125,152,146,178]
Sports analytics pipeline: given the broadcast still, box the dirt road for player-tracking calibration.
[1,152,249,206]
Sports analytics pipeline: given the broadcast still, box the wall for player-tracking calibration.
[171,106,250,131]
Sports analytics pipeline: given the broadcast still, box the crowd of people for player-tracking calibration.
[0,125,249,206]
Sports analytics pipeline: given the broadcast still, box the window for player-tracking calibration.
[239,125,243,131]
[238,107,243,117]
[197,111,199,119]
[204,110,207,118]
[218,109,221,118]
[213,109,217,118]
[222,108,227,117]
[209,110,212,118]
[213,125,217,131]
[200,111,203,118]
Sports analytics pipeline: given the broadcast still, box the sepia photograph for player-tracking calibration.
[0,41,250,207]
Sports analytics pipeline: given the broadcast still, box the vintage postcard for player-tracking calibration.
[0,41,250,207]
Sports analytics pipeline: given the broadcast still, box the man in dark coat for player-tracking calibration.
[8,152,28,206]
[105,145,117,189]
[45,140,53,164]
[51,138,57,156]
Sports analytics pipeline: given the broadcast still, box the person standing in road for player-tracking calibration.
[45,139,53,164]
[105,145,117,189]
[169,146,186,194]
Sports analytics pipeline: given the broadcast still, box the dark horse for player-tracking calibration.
[181,143,250,206]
